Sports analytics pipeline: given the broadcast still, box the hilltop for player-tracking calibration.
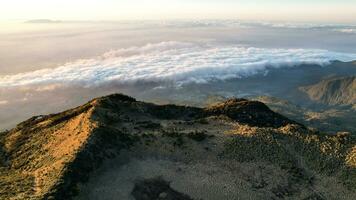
[0,94,355,200]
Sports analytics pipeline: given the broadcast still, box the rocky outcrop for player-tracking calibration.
[205,98,299,128]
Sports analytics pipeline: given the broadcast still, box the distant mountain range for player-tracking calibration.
[25,19,62,23]
[1,94,355,200]
[301,76,356,106]
[254,95,356,134]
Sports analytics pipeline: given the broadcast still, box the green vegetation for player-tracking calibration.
[131,177,193,200]
[223,126,356,189]
[205,98,298,128]
[162,129,185,147]
[301,76,356,106]
[187,130,211,142]
[162,129,212,147]
[135,121,161,129]
[255,95,356,134]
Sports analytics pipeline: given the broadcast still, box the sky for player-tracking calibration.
[1,0,356,23]
[1,0,356,130]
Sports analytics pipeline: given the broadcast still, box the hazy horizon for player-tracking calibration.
[1,0,356,23]
[1,2,356,131]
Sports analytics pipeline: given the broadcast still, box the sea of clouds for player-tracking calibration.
[1,41,356,88]
[147,20,356,31]
[335,28,356,34]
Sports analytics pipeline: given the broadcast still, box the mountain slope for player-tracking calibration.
[300,76,356,106]
[0,100,98,199]
[0,94,355,200]
[254,95,356,134]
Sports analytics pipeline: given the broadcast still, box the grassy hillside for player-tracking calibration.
[300,76,356,106]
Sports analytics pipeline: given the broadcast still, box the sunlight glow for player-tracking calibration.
[0,0,355,23]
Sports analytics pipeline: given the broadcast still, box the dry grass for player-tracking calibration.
[0,93,355,200]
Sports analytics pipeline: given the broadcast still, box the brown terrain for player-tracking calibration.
[254,96,356,134]
[300,76,356,106]
[0,94,355,200]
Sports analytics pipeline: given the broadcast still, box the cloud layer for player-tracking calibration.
[156,20,356,30]
[1,41,356,88]
[335,28,356,34]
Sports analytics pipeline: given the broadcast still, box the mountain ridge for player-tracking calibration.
[300,76,356,106]
[1,93,355,200]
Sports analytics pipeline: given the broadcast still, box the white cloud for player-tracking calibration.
[335,28,356,34]
[157,20,247,28]
[255,22,321,29]
[153,20,356,30]
[0,41,355,88]
[34,84,62,92]
[243,22,356,32]
[0,100,8,105]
